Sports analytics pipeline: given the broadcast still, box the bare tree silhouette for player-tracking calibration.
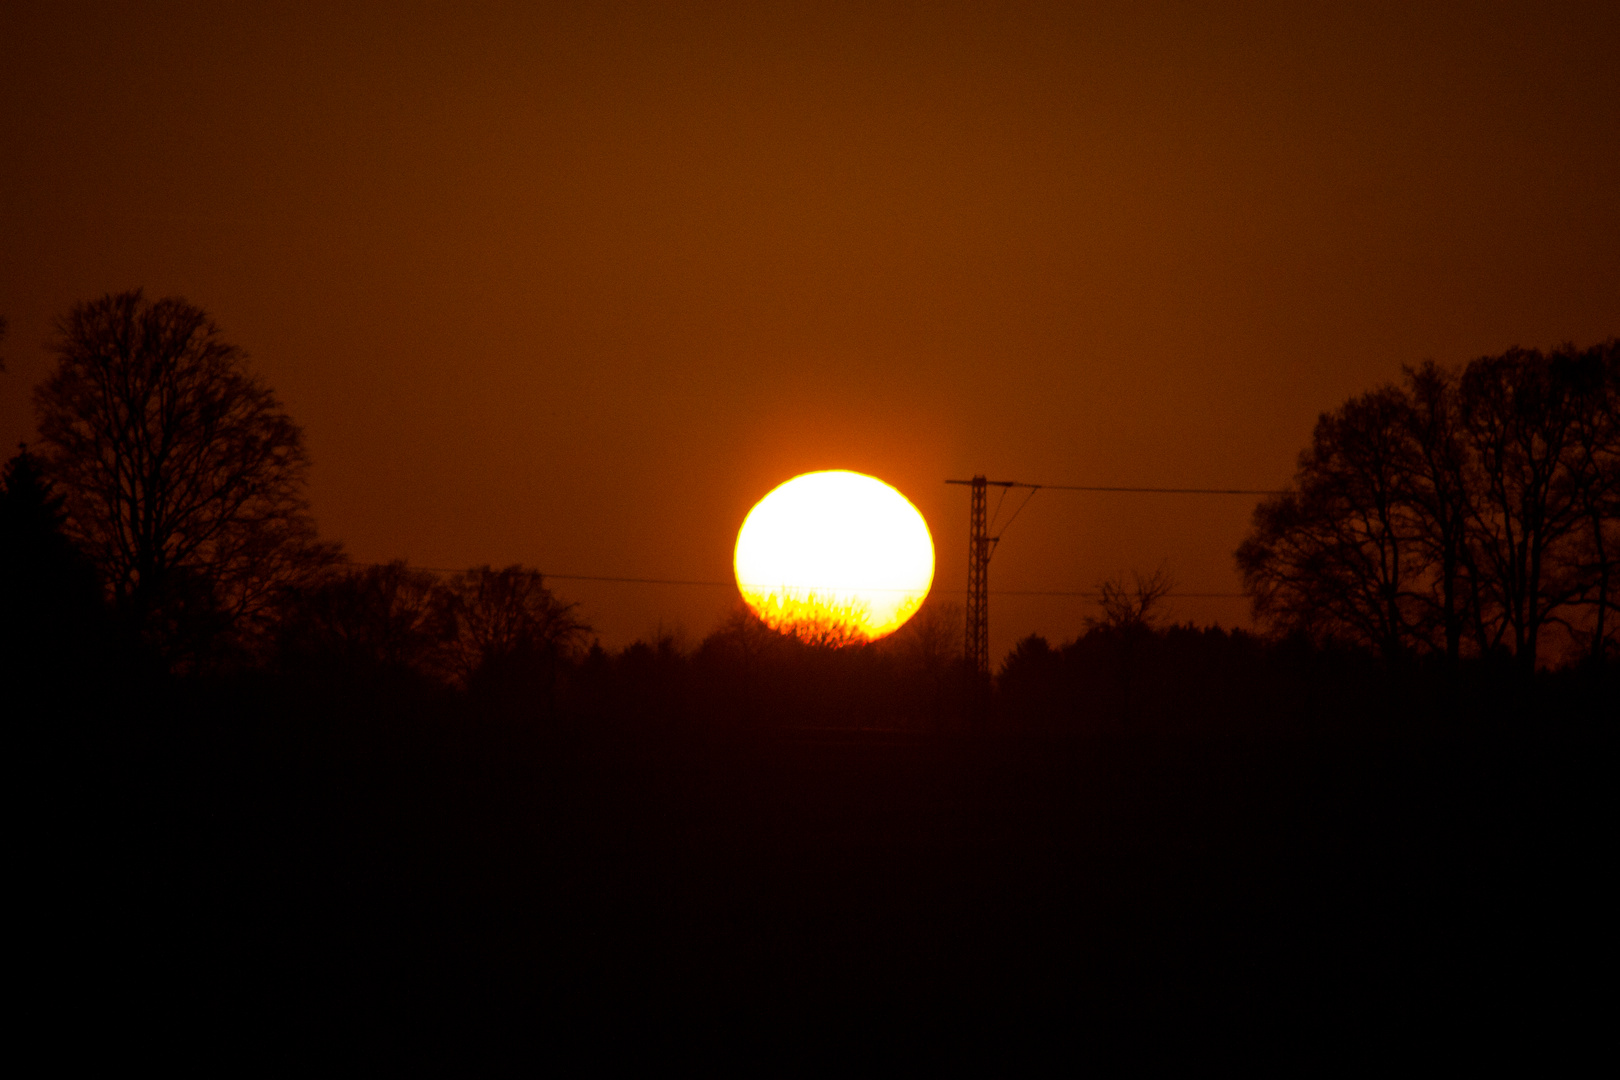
[1087,563,1175,634]
[1561,341,1620,664]
[278,561,454,677]
[446,564,590,692]
[34,290,337,666]
[1460,348,1590,672]
[1401,362,1476,665]
[1239,340,1619,669]
[1239,387,1425,659]
[742,588,876,647]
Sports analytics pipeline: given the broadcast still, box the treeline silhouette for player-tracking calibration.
[5,292,1610,1057]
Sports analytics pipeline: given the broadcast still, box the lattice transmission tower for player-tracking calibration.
[965,475,989,677]
[947,475,1029,680]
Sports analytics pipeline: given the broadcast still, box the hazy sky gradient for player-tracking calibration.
[3,1,1616,657]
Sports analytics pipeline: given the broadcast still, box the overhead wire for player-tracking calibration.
[1018,483,1286,495]
[353,478,1279,600]
[947,479,1288,495]
[987,484,1011,533]
[994,485,1041,537]
[356,564,1245,597]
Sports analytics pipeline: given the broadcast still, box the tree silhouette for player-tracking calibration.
[885,594,963,679]
[1400,362,1475,665]
[1086,564,1175,634]
[1074,565,1176,724]
[1239,387,1425,660]
[34,290,337,667]
[1561,341,1620,664]
[1459,348,1589,672]
[1239,340,1620,669]
[278,560,455,679]
[741,588,878,647]
[1,445,104,680]
[446,564,590,698]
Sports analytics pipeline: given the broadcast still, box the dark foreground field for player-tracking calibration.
[43,679,1608,1062]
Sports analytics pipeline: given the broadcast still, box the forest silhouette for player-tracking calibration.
[5,292,1613,1056]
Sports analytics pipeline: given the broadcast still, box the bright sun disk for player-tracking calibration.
[734,470,935,644]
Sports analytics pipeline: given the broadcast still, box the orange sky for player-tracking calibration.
[3,1,1617,659]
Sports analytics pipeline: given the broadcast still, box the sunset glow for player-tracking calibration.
[734,471,935,644]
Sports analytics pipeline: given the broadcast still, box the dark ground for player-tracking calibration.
[38,674,1607,1064]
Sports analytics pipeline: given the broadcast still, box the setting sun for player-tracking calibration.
[734,471,935,644]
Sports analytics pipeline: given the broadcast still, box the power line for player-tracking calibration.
[545,572,733,587]
[946,479,1289,495]
[994,589,1248,598]
[357,564,1246,598]
[990,485,1041,536]
[360,565,731,585]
